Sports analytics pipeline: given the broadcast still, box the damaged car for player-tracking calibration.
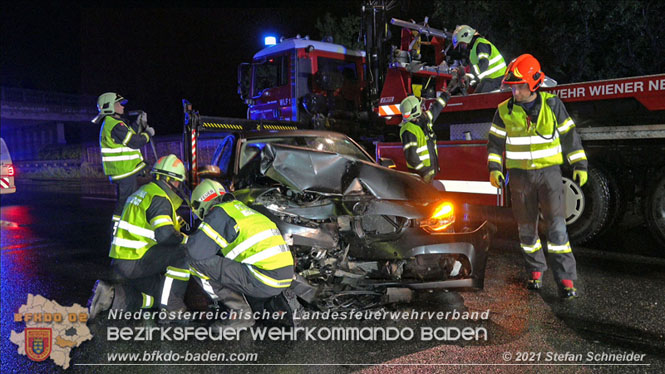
[191,129,493,310]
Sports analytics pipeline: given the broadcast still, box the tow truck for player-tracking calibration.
[235,2,665,247]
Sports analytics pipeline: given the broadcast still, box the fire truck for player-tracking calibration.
[235,6,665,247]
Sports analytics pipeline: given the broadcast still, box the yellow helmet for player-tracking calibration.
[151,154,186,182]
[452,25,476,48]
[190,179,228,219]
[400,95,422,121]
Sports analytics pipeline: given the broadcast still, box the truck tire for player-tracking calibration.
[643,168,665,249]
[596,167,626,238]
[565,166,612,245]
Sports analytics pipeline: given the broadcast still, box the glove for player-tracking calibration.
[145,126,155,137]
[177,215,190,232]
[573,169,588,187]
[490,170,505,188]
[138,111,147,125]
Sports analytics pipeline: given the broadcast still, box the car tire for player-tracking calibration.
[565,166,612,245]
[643,168,665,249]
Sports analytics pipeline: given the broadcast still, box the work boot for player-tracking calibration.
[210,289,255,338]
[88,280,114,319]
[526,271,542,290]
[526,279,542,290]
[559,279,578,299]
[561,287,578,300]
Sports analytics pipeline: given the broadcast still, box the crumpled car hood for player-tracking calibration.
[259,143,441,201]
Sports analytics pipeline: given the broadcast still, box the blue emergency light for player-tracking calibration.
[264,36,277,46]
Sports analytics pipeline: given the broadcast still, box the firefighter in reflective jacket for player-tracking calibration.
[487,54,588,299]
[89,154,190,319]
[93,92,155,232]
[399,93,449,183]
[452,25,507,93]
[187,179,294,330]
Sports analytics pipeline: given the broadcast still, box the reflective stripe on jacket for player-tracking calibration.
[110,182,179,259]
[469,38,507,80]
[399,102,441,181]
[199,200,293,288]
[99,116,145,180]
[488,92,588,171]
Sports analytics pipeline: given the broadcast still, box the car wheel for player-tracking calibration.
[644,168,665,249]
[565,166,612,245]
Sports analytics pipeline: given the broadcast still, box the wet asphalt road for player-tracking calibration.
[1,188,664,374]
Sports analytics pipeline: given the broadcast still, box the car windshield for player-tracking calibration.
[239,135,372,169]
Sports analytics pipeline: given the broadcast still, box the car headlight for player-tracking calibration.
[420,201,455,233]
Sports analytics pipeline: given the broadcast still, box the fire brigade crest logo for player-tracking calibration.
[25,328,52,362]
[11,294,93,369]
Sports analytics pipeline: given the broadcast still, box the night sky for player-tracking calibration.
[3,2,435,135]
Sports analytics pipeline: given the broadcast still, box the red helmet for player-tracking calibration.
[502,54,544,92]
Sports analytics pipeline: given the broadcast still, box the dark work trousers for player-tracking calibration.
[508,166,577,281]
[189,256,288,303]
[111,174,138,230]
[475,76,503,93]
[111,244,190,311]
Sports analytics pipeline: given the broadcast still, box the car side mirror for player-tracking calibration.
[379,158,396,169]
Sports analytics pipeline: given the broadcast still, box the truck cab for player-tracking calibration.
[238,37,367,129]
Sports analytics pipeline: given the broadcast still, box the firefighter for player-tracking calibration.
[186,179,294,331]
[399,93,449,183]
[89,154,190,319]
[487,54,588,299]
[92,92,155,234]
[452,25,507,93]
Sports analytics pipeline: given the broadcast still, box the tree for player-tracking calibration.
[431,0,665,83]
[314,12,364,50]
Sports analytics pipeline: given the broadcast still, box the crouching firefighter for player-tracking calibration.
[399,92,449,184]
[89,154,190,319]
[186,179,294,332]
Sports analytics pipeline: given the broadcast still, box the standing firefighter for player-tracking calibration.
[89,155,190,319]
[186,179,294,331]
[93,92,155,233]
[399,93,449,183]
[487,54,588,299]
[452,25,507,93]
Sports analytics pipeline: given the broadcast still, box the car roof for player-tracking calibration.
[238,130,375,162]
[240,129,352,140]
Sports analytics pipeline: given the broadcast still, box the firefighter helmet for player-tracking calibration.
[452,25,476,48]
[96,92,127,115]
[400,95,422,121]
[190,179,228,219]
[151,154,186,182]
[502,54,544,92]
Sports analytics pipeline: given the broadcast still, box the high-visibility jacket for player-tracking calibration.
[487,92,588,171]
[110,182,180,260]
[99,116,146,180]
[399,97,446,181]
[469,38,507,81]
[194,200,294,289]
